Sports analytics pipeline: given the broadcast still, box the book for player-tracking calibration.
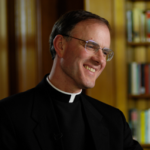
[137,110,141,143]
[128,108,150,144]
[128,63,150,95]
[149,65,150,94]
[126,10,133,42]
[128,62,139,95]
[144,64,149,94]
[141,64,145,94]
[140,110,146,143]
[145,109,148,143]
[128,63,132,94]
[131,62,139,95]
[137,64,141,94]
[140,11,146,42]
[146,10,150,42]
[129,109,138,140]
[132,8,141,42]
[147,109,150,143]
[133,1,146,42]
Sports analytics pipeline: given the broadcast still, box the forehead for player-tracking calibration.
[70,19,111,46]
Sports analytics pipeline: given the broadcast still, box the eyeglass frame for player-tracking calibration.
[61,34,114,61]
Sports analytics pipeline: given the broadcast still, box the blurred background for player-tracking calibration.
[0,0,84,98]
[1,0,150,148]
[0,0,119,110]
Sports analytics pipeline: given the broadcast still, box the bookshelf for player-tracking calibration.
[126,0,150,148]
[141,144,150,149]
[128,94,150,99]
[85,0,150,149]
[127,42,150,46]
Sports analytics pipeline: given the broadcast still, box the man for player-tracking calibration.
[0,10,142,150]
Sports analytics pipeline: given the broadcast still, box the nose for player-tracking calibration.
[92,48,106,65]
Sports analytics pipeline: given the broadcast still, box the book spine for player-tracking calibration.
[145,64,149,94]
[148,109,150,143]
[141,110,145,143]
[126,10,133,42]
[128,63,132,94]
[137,64,141,94]
[128,109,138,140]
[131,62,138,95]
[146,11,150,42]
[133,8,141,42]
[149,64,150,94]
[137,110,141,143]
[141,64,145,94]
[129,108,150,144]
[140,11,146,42]
[145,110,148,143]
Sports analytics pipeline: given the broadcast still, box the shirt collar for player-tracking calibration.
[46,77,82,103]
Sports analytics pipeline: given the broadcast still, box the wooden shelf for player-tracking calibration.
[127,0,150,2]
[128,94,150,99]
[126,1,150,149]
[127,42,150,46]
[141,144,150,148]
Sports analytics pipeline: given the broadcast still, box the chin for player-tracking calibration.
[81,82,95,89]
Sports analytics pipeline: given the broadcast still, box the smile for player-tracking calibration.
[84,65,95,73]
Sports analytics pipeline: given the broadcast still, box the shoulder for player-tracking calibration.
[82,95,143,150]
[83,94,122,113]
[82,94,126,124]
[0,88,36,116]
[0,75,48,108]
[0,88,35,106]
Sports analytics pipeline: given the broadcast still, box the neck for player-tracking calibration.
[49,57,82,93]
[47,77,82,95]
[48,74,82,94]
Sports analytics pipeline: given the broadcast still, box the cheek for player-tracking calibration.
[76,49,89,62]
[101,62,106,72]
[63,42,89,69]
[63,44,77,60]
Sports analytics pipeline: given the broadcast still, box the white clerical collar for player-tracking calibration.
[46,77,82,103]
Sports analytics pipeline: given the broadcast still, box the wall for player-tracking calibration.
[0,0,84,99]
[84,0,127,117]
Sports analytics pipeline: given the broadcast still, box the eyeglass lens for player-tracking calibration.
[85,41,114,61]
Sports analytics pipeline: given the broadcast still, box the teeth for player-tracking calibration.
[84,65,95,72]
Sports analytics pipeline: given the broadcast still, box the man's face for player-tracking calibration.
[59,19,111,91]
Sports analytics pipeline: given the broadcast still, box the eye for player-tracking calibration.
[86,43,95,50]
[102,49,109,55]
[87,45,94,49]
[87,42,99,49]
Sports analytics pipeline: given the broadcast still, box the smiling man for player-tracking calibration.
[0,10,142,150]
[49,19,110,92]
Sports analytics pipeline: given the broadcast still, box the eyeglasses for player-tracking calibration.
[62,34,114,61]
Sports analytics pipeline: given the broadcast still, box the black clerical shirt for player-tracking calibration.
[46,77,94,150]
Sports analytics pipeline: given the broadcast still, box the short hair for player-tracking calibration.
[49,10,111,60]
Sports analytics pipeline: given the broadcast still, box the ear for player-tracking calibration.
[53,35,66,58]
